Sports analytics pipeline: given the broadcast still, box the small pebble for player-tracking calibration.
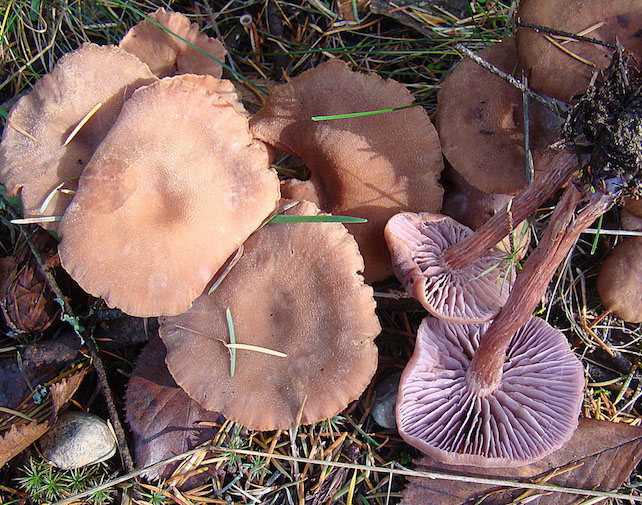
[40,411,117,469]
[371,372,402,429]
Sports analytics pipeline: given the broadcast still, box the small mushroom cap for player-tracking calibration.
[160,200,380,431]
[397,316,585,467]
[119,8,226,79]
[0,43,157,229]
[516,0,642,102]
[385,212,514,323]
[597,237,642,323]
[251,59,444,282]
[622,198,642,231]
[280,179,322,208]
[437,38,570,195]
[58,74,280,317]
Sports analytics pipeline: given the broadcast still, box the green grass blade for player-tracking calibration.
[591,214,603,255]
[312,104,417,121]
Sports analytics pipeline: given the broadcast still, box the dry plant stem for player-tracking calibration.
[466,184,616,396]
[0,204,135,472]
[443,151,577,271]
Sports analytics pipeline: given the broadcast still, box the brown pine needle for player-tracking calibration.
[544,35,596,67]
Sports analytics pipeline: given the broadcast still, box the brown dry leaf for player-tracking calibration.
[0,368,86,466]
[50,368,87,415]
[125,336,224,483]
[0,421,49,466]
[402,418,642,505]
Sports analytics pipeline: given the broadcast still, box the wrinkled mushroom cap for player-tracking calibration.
[0,43,157,229]
[437,38,571,195]
[516,0,642,102]
[58,74,280,317]
[385,212,514,323]
[119,8,226,79]
[251,58,444,282]
[597,236,642,323]
[397,316,585,467]
[160,200,380,431]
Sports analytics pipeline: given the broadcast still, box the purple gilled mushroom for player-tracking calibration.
[398,316,584,467]
[385,212,514,323]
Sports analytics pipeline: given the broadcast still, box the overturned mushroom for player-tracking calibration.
[385,212,514,323]
[0,43,157,229]
[397,316,584,467]
[160,200,380,431]
[58,74,280,317]
[251,58,444,282]
[120,8,227,79]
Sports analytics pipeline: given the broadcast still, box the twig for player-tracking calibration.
[454,43,569,115]
[0,199,135,473]
[522,70,535,186]
[53,444,642,505]
[516,21,617,49]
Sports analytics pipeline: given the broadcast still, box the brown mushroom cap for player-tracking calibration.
[397,316,585,467]
[437,38,570,196]
[597,236,642,323]
[250,58,444,282]
[385,212,514,323]
[516,0,642,102]
[0,43,157,229]
[621,198,642,231]
[119,8,226,79]
[58,74,280,317]
[159,200,380,431]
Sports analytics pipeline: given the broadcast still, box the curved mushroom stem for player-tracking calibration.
[443,149,577,271]
[465,182,617,396]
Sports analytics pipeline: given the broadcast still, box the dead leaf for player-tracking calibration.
[50,368,88,415]
[125,336,224,482]
[0,368,86,466]
[401,418,642,505]
[0,421,49,467]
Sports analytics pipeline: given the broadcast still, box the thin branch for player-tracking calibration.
[454,43,569,115]
[0,198,135,473]
[53,444,642,505]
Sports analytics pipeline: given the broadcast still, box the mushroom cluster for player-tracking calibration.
[386,11,642,467]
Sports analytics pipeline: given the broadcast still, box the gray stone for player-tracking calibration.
[40,411,117,469]
[371,372,402,429]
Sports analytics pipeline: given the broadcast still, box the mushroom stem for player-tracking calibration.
[465,182,616,396]
[442,150,577,271]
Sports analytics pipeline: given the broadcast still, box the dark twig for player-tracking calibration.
[0,200,135,473]
[266,0,288,79]
[454,43,570,115]
[516,20,617,49]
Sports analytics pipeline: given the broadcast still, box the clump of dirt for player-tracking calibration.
[564,46,642,200]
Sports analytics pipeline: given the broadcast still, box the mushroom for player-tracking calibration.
[397,315,584,467]
[597,236,642,323]
[159,200,380,431]
[385,212,514,323]
[596,198,642,323]
[58,74,280,317]
[516,0,642,102]
[621,198,642,231]
[396,180,613,466]
[119,8,227,79]
[0,43,157,229]
[437,37,573,196]
[440,167,530,260]
[250,58,444,282]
